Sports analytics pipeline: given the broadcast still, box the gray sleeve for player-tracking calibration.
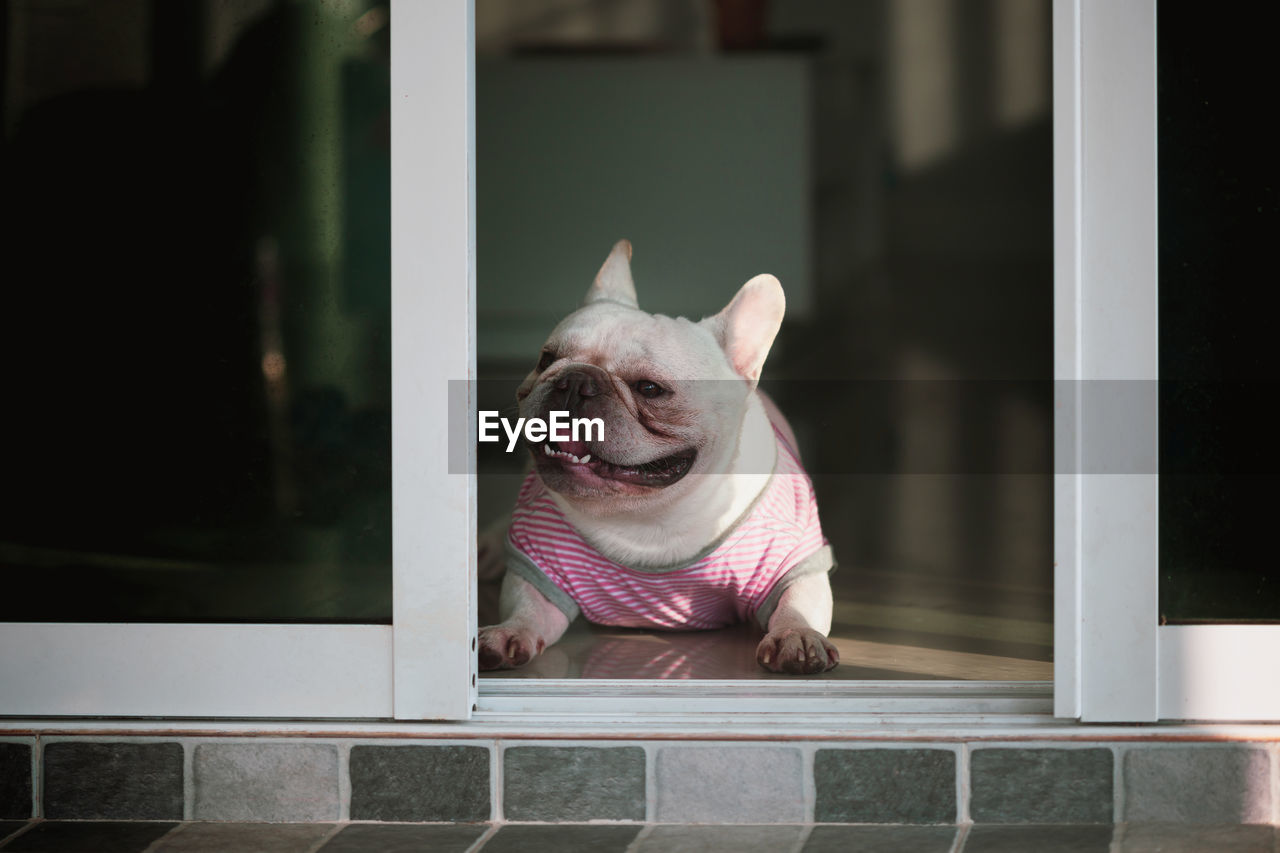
[504,538,580,622]
[754,545,837,630]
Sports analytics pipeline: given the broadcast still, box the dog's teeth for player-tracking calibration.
[542,443,592,465]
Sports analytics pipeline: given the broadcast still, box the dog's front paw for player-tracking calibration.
[757,627,839,674]
[478,625,545,671]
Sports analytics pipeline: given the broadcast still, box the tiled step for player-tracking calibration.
[2,737,1278,827]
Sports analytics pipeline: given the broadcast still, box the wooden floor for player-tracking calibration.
[480,564,1052,681]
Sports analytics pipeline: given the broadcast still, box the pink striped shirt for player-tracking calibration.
[504,428,834,630]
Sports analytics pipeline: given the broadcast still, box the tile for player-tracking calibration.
[480,825,640,853]
[970,748,1113,824]
[149,822,336,853]
[318,823,487,853]
[635,825,804,853]
[0,745,32,819]
[192,742,339,821]
[0,821,177,852]
[1117,823,1277,853]
[813,748,956,824]
[803,825,958,853]
[503,746,644,821]
[1122,747,1272,824]
[349,745,490,822]
[43,742,183,820]
[654,747,804,823]
[964,824,1115,853]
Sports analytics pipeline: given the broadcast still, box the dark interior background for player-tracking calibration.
[1157,2,1280,622]
[0,0,392,622]
[2,0,1269,659]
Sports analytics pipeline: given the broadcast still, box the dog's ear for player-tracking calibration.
[584,240,638,308]
[703,274,785,384]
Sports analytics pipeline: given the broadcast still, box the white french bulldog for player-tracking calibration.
[478,240,838,674]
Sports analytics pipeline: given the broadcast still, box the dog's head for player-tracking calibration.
[517,240,785,510]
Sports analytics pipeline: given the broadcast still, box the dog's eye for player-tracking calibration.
[634,380,664,399]
[536,350,556,372]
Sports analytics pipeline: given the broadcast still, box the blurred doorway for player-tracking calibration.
[475,0,1053,680]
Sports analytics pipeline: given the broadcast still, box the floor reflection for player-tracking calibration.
[480,565,1052,681]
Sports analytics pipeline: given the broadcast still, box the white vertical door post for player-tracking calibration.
[1056,0,1159,722]
[391,0,478,720]
[1052,0,1083,720]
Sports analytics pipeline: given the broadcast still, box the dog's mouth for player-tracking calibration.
[535,439,696,488]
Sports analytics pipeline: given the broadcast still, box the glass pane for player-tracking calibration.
[1158,3,1279,622]
[0,1,392,623]
[475,0,1053,679]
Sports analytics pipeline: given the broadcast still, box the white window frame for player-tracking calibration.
[1054,0,1280,723]
[4,0,1277,725]
[0,0,477,721]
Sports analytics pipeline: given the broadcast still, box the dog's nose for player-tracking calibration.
[554,370,601,398]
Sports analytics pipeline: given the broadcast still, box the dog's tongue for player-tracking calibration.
[556,439,591,457]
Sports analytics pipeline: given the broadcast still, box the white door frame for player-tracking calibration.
[1053,0,1160,722]
[388,0,478,721]
[5,0,1277,725]
[0,0,477,721]
[1053,0,1280,723]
